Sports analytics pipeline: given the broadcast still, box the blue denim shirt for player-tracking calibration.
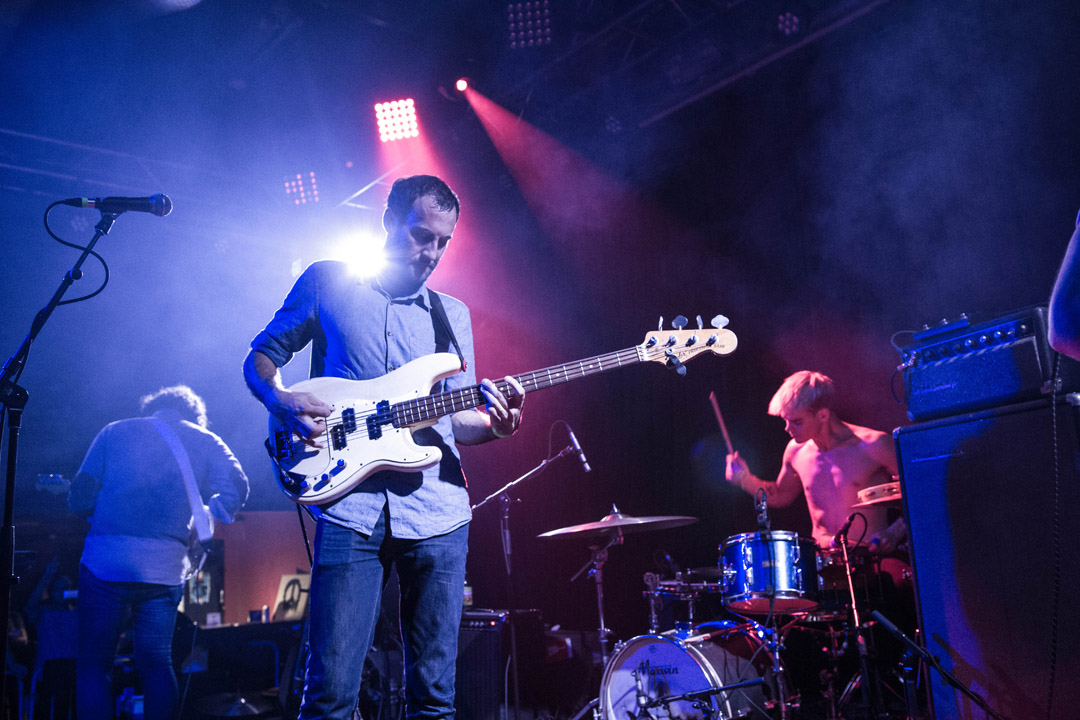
[251,260,477,539]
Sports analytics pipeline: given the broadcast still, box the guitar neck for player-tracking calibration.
[392,346,645,428]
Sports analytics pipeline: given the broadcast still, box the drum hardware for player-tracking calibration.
[541,507,700,667]
[831,512,889,720]
[642,575,726,634]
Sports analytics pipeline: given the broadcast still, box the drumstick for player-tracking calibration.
[708,391,734,453]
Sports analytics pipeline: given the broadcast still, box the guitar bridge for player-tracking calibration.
[269,429,294,461]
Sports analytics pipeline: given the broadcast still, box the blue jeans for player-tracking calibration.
[301,511,468,719]
[76,564,184,720]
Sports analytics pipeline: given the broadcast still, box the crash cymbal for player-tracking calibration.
[851,481,902,508]
[538,511,698,538]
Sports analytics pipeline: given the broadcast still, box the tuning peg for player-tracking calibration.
[658,316,664,332]
[672,315,688,330]
[696,315,704,330]
[711,315,729,329]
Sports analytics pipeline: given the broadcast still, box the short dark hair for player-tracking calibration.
[386,175,459,221]
[140,385,208,428]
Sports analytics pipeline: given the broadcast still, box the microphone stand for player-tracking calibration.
[835,529,886,719]
[871,610,1008,720]
[471,443,579,720]
[0,211,118,719]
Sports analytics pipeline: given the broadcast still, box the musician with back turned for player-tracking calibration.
[242,175,525,719]
[725,370,906,554]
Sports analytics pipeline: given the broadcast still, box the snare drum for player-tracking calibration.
[719,531,820,614]
[599,622,784,719]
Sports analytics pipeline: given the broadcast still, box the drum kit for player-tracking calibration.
[538,483,909,720]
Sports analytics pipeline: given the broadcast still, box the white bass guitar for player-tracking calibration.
[266,325,737,504]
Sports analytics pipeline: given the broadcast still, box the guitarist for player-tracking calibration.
[68,385,249,720]
[242,175,525,719]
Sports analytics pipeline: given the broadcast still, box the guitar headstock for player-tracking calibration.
[639,316,738,371]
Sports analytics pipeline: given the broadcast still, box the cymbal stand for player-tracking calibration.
[570,529,623,667]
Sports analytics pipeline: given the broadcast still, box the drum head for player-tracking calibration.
[600,631,775,719]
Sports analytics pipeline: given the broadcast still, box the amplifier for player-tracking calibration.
[456,609,544,720]
[899,305,1080,421]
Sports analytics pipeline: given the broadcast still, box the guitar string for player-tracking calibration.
[294,341,716,441]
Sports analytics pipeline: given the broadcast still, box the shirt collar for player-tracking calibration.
[370,277,430,310]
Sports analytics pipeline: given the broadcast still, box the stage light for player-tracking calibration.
[508,1,552,49]
[455,78,468,92]
[777,11,800,36]
[284,171,319,205]
[374,98,420,143]
[333,230,387,278]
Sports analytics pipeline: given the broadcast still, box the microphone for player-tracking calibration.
[633,668,650,714]
[832,513,858,547]
[567,427,591,472]
[755,489,770,531]
[62,194,173,217]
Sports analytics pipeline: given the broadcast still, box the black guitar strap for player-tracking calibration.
[427,289,466,371]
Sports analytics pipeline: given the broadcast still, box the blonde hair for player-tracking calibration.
[768,371,835,417]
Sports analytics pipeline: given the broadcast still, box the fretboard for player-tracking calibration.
[391,346,644,428]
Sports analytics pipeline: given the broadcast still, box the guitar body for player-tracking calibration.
[268,353,465,505]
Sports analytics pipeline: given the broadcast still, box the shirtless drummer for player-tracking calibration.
[724,370,906,553]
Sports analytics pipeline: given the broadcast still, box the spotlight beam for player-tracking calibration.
[338,163,408,209]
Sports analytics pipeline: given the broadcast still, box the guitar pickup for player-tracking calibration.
[330,423,347,450]
[367,400,391,440]
[342,407,356,433]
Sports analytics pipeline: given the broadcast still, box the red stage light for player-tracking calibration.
[374,98,420,143]
[455,78,468,92]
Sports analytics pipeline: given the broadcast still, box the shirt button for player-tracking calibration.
[387,331,393,337]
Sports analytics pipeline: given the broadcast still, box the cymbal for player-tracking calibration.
[851,481,902,508]
[538,512,698,538]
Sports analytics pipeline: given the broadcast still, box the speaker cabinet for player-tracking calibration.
[456,609,543,720]
[895,397,1080,719]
